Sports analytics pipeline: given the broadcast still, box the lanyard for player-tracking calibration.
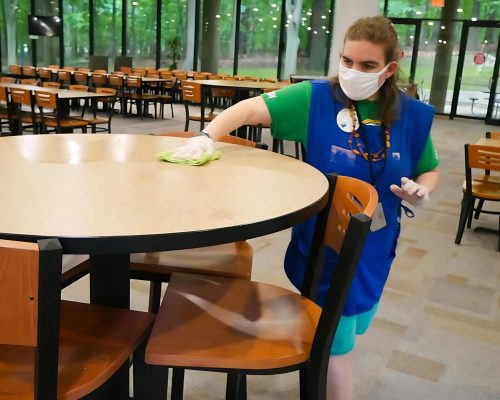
[352,104,388,185]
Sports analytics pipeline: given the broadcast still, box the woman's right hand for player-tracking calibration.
[170,135,215,160]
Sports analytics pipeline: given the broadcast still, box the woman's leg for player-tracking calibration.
[327,353,353,400]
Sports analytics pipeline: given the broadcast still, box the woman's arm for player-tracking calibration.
[415,168,439,193]
[203,96,272,141]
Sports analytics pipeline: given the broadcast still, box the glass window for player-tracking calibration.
[1,0,32,70]
[126,0,157,68]
[161,0,188,70]
[64,1,89,67]
[199,0,235,75]
[282,0,333,78]
[238,1,281,79]
[33,0,59,67]
[94,0,123,71]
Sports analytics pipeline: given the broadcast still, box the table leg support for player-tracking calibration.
[90,253,130,309]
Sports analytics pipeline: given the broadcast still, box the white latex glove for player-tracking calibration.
[170,135,215,160]
[390,177,429,207]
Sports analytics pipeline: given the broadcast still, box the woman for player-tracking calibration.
[171,16,439,400]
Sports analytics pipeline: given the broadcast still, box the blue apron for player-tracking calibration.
[284,80,434,316]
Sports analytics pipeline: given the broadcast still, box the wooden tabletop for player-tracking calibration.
[192,79,289,91]
[0,82,109,99]
[0,134,328,254]
[476,137,500,147]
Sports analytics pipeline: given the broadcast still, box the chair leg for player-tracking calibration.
[133,336,169,400]
[466,198,475,228]
[148,281,162,313]
[473,199,485,219]
[226,373,246,400]
[171,103,174,118]
[455,194,472,244]
[171,368,185,400]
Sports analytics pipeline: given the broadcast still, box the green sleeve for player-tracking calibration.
[414,136,439,176]
[261,81,312,148]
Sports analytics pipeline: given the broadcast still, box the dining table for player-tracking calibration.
[0,133,328,397]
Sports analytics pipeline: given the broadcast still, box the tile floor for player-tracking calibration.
[61,104,500,399]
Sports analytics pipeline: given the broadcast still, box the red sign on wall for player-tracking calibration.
[474,53,486,65]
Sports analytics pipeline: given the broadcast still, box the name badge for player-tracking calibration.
[370,202,387,232]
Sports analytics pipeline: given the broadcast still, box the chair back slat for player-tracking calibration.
[22,66,37,77]
[181,80,201,103]
[468,144,500,172]
[126,76,142,88]
[0,240,40,347]
[38,68,52,80]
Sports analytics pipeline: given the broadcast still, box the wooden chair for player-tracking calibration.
[145,174,377,399]
[57,70,71,88]
[8,64,22,77]
[74,71,89,86]
[0,76,16,83]
[133,68,147,77]
[158,76,176,119]
[124,76,158,118]
[62,66,75,71]
[455,144,500,251]
[22,66,37,78]
[20,78,38,85]
[0,86,12,135]
[108,74,125,113]
[93,69,108,74]
[48,64,60,69]
[34,91,89,133]
[9,87,38,135]
[0,238,156,399]
[82,87,117,133]
[69,84,89,114]
[38,68,53,82]
[181,80,217,131]
[91,72,107,89]
[76,67,91,72]
[120,66,133,75]
[42,81,61,89]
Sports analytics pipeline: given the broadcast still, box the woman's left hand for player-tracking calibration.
[390,177,429,206]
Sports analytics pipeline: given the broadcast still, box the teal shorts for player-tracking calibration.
[330,303,378,356]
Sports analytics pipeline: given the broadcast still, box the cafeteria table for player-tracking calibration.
[0,133,328,397]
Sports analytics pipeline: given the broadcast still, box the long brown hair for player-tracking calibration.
[330,16,400,126]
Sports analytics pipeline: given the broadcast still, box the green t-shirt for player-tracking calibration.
[262,81,439,176]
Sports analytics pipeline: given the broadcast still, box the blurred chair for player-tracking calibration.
[74,71,89,86]
[0,76,16,83]
[0,238,156,399]
[145,174,377,400]
[455,143,500,251]
[0,86,12,135]
[115,56,133,73]
[34,91,89,134]
[48,64,60,69]
[20,79,38,86]
[158,77,176,119]
[181,80,217,131]
[42,81,61,89]
[91,73,107,89]
[62,66,75,71]
[8,64,22,78]
[124,76,159,118]
[22,66,37,78]
[38,68,53,82]
[9,87,38,135]
[82,87,117,133]
[57,70,71,88]
[108,74,125,113]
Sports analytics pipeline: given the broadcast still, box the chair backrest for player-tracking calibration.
[69,84,89,92]
[96,87,117,96]
[22,66,37,77]
[174,73,187,81]
[20,78,38,85]
[465,144,500,178]
[76,67,90,72]
[48,64,60,69]
[38,68,52,80]
[0,76,16,83]
[74,71,88,84]
[10,88,33,106]
[157,131,257,148]
[133,68,146,77]
[301,174,377,388]
[57,71,71,82]
[63,66,75,71]
[42,81,61,89]
[91,73,107,87]
[34,90,58,110]
[9,65,22,75]
[181,80,201,103]
[120,66,133,75]
[0,238,63,397]
[486,131,500,139]
[108,74,124,88]
[115,56,133,72]
[126,76,142,89]
[93,69,107,74]
[193,74,207,80]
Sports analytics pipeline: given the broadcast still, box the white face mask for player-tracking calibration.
[338,63,391,101]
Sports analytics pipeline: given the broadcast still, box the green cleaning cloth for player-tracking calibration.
[157,150,221,166]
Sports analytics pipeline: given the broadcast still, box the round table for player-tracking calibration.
[0,134,328,307]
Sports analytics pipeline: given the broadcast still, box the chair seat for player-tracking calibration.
[83,117,109,125]
[43,117,89,128]
[463,180,500,200]
[145,273,321,370]
[188,112,217,122]
[130,241,252,281]
[0,300,154,400]
[472,174,500,185]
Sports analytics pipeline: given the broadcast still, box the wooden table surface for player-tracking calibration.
[0,134,328,254]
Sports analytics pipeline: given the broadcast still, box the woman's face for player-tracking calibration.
[341,39,397,86]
